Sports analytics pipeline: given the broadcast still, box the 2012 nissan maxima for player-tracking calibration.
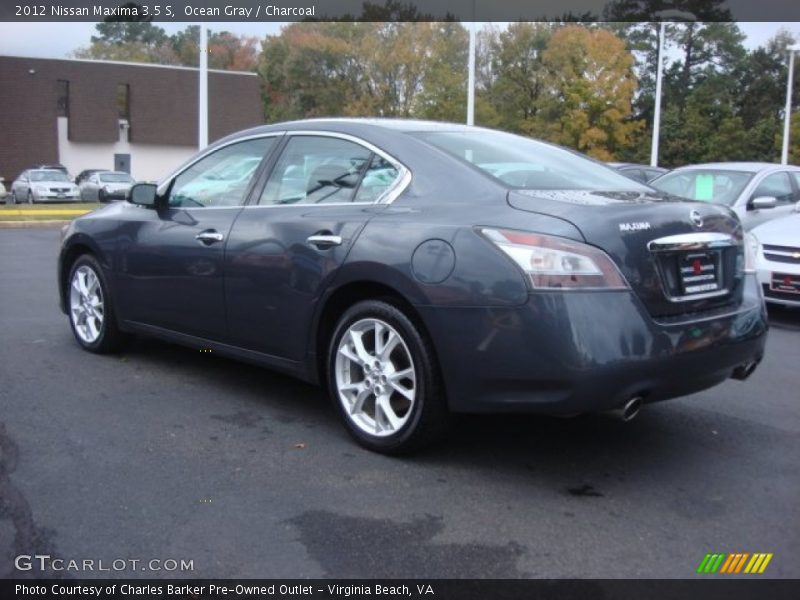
[58,119,768,453]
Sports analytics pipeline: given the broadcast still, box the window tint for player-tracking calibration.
[259,136,373,205]
[168,138,274,208]
[414,131,647,191]
[619,168,647,183]
[752,172,794,205]
[650,170,753,206]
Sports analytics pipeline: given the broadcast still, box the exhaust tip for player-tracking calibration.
[620,396,642,422]
[731,360,759,381]
[603,396,643,422]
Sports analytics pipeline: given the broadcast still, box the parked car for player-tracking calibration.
[608,162,668,184]
[79,171,136,202]
[751,207,800,308]
[649,162,800,230]
[75,169,107,186]
[10,169,80,203]
[58,119,768,454]
[0,177,7,202]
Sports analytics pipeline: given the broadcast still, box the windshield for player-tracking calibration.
[99,173,134,183]
[413,130,649,191]
[30,170,69,182]
[649,169,754,206]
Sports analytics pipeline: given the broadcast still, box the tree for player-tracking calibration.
[535,26,642,160]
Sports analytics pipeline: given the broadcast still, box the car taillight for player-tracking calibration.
[479,228,629,290]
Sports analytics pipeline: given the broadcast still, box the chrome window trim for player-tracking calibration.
[156,132,287,197]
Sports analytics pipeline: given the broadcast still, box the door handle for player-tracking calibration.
[306,234,343,249]
[195,230,224,244]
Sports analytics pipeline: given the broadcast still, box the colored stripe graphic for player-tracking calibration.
[701,553,773,574]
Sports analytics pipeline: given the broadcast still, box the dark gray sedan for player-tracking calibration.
[58,119,768,453]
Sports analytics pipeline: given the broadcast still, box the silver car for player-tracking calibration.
[650,162,800,230]
[79,171,135,202]
[752,207,800,308]
[10,169,80,203]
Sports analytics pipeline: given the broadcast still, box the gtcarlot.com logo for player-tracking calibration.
[697,552,773,574]
[15,554,194,572]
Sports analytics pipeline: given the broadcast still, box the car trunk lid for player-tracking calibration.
[508,190,746,317]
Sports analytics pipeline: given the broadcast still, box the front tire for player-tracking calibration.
[327,300,448,454]
[67,254,123,353]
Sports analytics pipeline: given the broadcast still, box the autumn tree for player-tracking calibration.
[535,26,642,160]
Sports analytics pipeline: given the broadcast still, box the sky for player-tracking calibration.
[0,21,797,61]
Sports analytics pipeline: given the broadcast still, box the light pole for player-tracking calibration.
[650,10,696,167]
[466,1,476,126]
[198,25,208,150]
[781,44,800,165]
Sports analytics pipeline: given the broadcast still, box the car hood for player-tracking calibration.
[752,213,800,247]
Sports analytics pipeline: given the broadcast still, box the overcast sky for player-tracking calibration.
[0,21,796,61]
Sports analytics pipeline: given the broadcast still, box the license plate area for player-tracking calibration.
[679,251,721,295]
[770,273,800,295]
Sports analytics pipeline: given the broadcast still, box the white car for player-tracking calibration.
[650,162,800,230]
[79,171,136,202]
[752,208,800,308]
[10,169,80,203]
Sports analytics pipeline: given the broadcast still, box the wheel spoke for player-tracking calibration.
[338,344,362,366]
[376,395,403,431]
[350,386,370,416]
[348,329,373,365]
[379,330,400,362]
[389,379,415,401]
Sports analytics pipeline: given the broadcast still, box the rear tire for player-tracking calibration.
[327,300,448,454]
[67,254,123,353]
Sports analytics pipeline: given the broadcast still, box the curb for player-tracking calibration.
[0,220,69,229]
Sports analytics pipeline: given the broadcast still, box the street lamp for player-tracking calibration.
[650,9,696,167]
[780,44,800,165]
[466,0,477,126]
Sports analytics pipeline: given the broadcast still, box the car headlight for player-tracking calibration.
[744,232,759,274]
[479,228,629,289]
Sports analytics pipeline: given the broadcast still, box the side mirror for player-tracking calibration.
[128,183,158,207]
[749,196,777,211]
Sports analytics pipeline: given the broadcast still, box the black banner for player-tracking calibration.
[3,580,800,600]
[1,0,799,23]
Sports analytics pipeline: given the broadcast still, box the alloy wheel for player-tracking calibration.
[69,265,105,344]
[334,318,417,437]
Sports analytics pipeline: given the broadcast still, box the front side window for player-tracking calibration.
[258,136,374,205]
[413,130,648,191]
[168,137,274,208]
[752,172,794,205]
[650,170,754,206]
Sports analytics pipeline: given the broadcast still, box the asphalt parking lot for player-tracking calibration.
[1,226,798,579]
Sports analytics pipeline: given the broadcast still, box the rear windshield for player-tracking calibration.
[649,170,754,206]
[99,173,134,183]
[412,130,648,191]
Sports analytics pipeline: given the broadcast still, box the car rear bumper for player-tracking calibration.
[418,274,768,415]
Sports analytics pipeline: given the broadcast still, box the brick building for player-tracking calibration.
[0,56,264,183]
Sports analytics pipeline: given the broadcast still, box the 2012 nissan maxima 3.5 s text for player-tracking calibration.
[58,120,768,453]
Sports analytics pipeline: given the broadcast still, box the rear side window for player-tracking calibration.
[258,136,376,205]
[168,137,275,208]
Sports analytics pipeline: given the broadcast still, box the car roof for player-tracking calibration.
[230,118,483,139]
[671,162,800,173]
